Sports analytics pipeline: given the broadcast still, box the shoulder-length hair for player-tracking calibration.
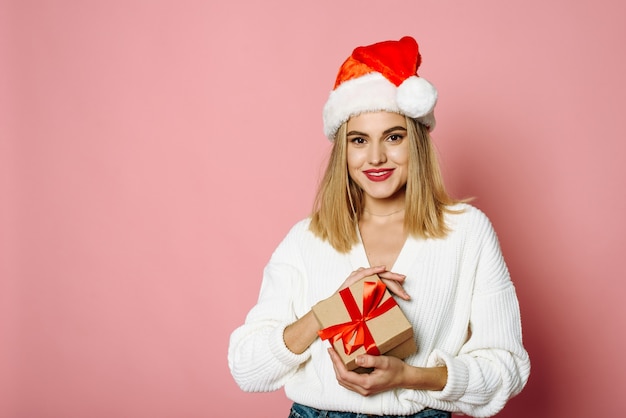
[309,115,464,253]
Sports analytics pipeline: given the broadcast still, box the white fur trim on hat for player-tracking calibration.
[323,73,396,140]
[322,72,438,141]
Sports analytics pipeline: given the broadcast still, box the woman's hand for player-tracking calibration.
[327,347,448,396]
[338,266,410,301]
[328,347,408,396]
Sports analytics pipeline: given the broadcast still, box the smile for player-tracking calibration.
[363,168,394,182]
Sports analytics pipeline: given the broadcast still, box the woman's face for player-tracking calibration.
[346,111,409,205]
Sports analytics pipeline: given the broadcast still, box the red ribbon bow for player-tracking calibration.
[318,279,398,355]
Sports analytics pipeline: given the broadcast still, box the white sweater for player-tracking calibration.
[228,204,530,417]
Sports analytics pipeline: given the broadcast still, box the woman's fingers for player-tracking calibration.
[339,267,410,300]
[378,271,410,300]
[339,266,387,291]
[382,278,410,300]
[354,265,386,278]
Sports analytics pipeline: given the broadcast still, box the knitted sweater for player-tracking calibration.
[228,204,530,417]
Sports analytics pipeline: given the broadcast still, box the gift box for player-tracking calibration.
[313,274,416,372]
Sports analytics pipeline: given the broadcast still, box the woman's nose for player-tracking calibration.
[368,143,387,165]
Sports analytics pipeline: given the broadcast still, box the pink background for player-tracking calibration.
[2,1,625,417]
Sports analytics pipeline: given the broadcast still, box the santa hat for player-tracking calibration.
[322,36,438,141]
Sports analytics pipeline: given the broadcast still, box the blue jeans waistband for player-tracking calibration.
[289,403,451,418]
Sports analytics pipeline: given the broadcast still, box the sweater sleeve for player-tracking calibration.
[227,222,312,392]
[425,209,531,417]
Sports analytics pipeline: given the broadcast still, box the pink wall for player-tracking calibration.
[2,1,625,416]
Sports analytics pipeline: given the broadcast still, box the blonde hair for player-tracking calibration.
[309,116,465,253]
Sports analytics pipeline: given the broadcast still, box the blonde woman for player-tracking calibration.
[228,36,530,418]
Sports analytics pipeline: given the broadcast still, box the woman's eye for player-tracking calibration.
[350,137,366,144]
[387,134,404,142]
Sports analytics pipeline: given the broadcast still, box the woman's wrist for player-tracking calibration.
[403,365,448,391]
[283,310,321,355]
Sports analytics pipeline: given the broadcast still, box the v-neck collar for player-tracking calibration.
[349,227,423,275]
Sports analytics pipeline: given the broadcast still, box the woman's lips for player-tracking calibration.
[363,168,394,182]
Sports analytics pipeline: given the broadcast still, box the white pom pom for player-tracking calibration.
[396,76,438,118]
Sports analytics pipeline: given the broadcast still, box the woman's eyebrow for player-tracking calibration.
[382,126,407,135]
[347,126,407,137]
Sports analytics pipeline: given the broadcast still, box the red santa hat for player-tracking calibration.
[322,36,438,141]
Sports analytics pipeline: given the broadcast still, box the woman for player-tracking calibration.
[228,36,530,418]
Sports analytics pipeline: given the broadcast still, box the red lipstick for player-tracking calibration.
[363,168,394,182]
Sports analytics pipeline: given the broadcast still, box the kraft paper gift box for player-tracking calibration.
[312,274,416,373]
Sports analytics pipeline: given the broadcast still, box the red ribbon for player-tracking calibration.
[318,279,398,355]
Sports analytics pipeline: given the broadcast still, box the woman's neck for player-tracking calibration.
[362,207,405,217]
[361,204,406,226]
[361,194,406,220]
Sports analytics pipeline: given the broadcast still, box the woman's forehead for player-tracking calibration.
[346,112,407,134]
